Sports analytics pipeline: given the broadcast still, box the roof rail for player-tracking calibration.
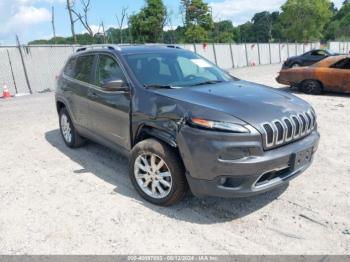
[76,44,120,53]
[166,44,182,49]
[75,44,182,53]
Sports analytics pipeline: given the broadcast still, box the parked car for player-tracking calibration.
[282,49,339,69]
[277,55,350,95]
[55,44,320,206]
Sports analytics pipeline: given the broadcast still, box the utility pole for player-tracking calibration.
[51,6,57,44]
[16,35,32,94]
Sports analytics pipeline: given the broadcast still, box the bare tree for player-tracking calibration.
[51,6,57,44]
[127,14,133,44]
[71,0,94,37]
[66,0,77,43]
[116,6,128,44]
[165,9,176,43]
[101,21,107,43]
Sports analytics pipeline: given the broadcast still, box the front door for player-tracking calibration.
[304,50,328,66]
[87,53,131,149]
[319,58,350,92]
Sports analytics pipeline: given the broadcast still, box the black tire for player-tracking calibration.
[301,80,323,95]
[129,139,188,206]
[59,107,85,148]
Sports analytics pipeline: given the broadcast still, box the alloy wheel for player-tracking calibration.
[134,153,173,199]
[60,114,72,143]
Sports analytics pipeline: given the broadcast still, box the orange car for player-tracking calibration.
[276,55,350,95]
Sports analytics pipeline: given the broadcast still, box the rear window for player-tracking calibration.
[64,57,76,78]
[74,55,95,84]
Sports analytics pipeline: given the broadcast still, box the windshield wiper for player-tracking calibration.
[190,80,224,86]
[144,84,174,89]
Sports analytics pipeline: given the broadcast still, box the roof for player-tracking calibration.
[313,55,350,67]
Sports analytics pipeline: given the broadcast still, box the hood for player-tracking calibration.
[152,80,311,129]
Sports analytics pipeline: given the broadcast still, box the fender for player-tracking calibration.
[55,95,76,124]
[134,125,177,148]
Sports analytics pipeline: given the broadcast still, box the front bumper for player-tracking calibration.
[177,126,320,198]
[276,76,291,86]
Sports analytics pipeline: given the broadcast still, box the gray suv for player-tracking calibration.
[55,44,320,206]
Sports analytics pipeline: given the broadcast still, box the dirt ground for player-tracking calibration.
[0,64,349,254]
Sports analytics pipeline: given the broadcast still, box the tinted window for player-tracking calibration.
[74,55,95,83]
[310,50,327,56]
[97,55,124,87]
[64,57,76,77]
[331,58,350,69]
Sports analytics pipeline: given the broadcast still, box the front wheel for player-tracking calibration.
[301,80,323,95]
[129,139,188,206]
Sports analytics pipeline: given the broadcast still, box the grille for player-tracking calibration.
[262,111,316,149]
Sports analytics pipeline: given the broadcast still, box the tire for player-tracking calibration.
[301,80,323,95]
[129,139,188,206]
[59,107,85,148]
[291,63,301,68]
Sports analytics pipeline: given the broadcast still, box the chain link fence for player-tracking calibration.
[0,42,321,95]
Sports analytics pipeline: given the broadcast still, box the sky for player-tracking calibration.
[0,0,344,44]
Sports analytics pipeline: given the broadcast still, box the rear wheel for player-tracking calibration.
[301,80,323,95]
[129,139,188,206]
[59,108,85,148]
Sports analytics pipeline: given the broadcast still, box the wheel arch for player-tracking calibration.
[56,100,66,114]
[133,125,177,149]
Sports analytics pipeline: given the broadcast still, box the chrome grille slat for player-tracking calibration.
[261,111,316,149]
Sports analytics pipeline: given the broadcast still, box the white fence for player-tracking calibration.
[329,42,350,54]
[0,42,321,94]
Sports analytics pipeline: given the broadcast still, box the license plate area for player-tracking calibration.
[292,147,313,169]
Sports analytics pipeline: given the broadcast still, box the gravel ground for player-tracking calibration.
[0,64,349,254]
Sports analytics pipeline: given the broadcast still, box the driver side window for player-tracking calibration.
[97,54,125,88]
[311,50,326,56]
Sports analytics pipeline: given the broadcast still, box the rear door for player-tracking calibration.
[87,53,131,149]
[62,54,96,129]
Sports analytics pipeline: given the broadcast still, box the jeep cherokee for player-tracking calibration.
[55,45,320,206]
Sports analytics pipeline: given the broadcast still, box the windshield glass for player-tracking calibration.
[123,50,234,88]
[326,49,336,55]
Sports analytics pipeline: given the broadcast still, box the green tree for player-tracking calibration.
[252,11,281,42]
[280,0,332,42]
[237,22,255,42]
[324,2,350,40]
[181,0,213,43]
[129,0,167,43]
[211,20,238,43]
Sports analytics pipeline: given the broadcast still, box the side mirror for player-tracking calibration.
[102,79,129,92]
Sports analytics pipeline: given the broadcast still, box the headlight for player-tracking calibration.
[189,118,250,133]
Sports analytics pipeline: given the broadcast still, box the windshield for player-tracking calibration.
[326,49,336,55]
[123,50,234,88]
